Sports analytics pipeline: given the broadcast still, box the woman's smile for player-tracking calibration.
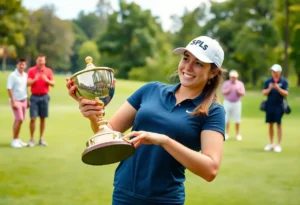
[182,72,195,79]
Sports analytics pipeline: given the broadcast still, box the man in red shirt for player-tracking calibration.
[27,54,55,147]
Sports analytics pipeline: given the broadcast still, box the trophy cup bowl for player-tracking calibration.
[70,56,135,166]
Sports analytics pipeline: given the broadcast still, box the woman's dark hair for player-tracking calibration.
[168,63,225,116]
[192,63,225,116]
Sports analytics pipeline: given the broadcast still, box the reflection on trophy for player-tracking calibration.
[70,56,135,165]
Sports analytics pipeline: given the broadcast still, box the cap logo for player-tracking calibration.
[190,40,208,50]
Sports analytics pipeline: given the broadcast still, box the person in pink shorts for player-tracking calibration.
[7,58,29,148]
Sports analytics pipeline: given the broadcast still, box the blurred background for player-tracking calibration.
[1,0,300,87]
[0,0,299,205]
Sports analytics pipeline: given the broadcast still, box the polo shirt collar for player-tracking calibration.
[166,83,180,93]
[35,65,46,71]
[166,83,206,106]
[192,91,206,105]
[14,68,23,76]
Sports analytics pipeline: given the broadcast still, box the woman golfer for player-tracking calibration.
[67,35,226,205]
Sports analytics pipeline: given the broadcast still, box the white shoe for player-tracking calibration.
[236,135,242,141]
[225,134,230,140]
[18,139,28,147]
[264,144,274,151]
[11,139,23,148]
[27,140,35,147]
[38,139,48,147]
[274,145,282,153]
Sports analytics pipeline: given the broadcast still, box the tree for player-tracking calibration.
[78,41,101,69]
[97,0,165,79]
[289,2,300,86]
[205,0,280,86]
[172,4,207,48]
[74,11,102,40]
[275,0,300,86]
[70,22,89,73]
[20,6,74,71]
[95,0,113,32]
[0,0,28,71]
[130,5,209,83]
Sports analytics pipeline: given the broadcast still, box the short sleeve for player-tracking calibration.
[48,69,54,80]
[221,81,229,95]
[6,74,14,89]
[282,79,289,91]
[263,78,269,89]
[240,82,246,95]
[127,82,157,110]
[202,103,225,139]
[27,68,34,79]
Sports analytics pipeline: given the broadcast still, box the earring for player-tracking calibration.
[207,78,212,85]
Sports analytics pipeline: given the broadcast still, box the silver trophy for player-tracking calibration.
[70,56,135,165]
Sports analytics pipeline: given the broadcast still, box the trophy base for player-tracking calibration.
[82,131,135,166]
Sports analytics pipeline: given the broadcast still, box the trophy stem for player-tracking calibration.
[94,97,108,132]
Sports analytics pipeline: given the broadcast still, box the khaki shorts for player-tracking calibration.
[223,99,242,123]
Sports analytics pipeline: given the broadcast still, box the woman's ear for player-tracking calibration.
[210,67,220,79]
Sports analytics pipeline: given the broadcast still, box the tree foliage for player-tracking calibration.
[73,12,102,40]
[69,23,89,73]
[203,0,280,86]
[97,0,165,78]
[288,1,300,86]
[0,0,28,70]
[21,6,74,71]
[78,41,100,69]
[2,0,299,86]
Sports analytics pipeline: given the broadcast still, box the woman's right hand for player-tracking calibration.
[66,78,80,102]
[79,98,104,121]
[66,78,103,121]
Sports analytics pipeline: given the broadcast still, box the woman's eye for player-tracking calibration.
[195,62,203,67]
[183,57,188,61]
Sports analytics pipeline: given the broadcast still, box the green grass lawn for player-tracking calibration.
[0,72,299,205]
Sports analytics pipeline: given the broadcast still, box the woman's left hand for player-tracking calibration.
[123,131,169,148]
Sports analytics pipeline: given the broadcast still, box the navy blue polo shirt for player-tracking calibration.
[263,77,289,109]
[113,82,225,204]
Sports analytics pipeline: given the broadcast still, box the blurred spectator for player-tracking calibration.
[27,54,55,147]
[262,64,289,153]
[221,70,246,141]
[6,58,29,148]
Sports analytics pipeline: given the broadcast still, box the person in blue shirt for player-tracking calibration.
[262,64,289,153]
[67,36,226,205]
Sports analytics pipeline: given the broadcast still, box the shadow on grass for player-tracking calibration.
[240,147,268,153]
[0,143,11,149]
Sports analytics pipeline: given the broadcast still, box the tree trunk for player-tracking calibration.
[2,45,7,72]
[283,0,290,77]
[297,72,300,87]
[26,54,31,67]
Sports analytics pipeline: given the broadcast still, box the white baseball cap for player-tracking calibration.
[270,64,282,72]
[173,36,224,68]
[229,70,239,77]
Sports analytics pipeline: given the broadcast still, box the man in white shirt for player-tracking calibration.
[7,58,29,148]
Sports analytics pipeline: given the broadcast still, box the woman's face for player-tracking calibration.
[178,51,213,89]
